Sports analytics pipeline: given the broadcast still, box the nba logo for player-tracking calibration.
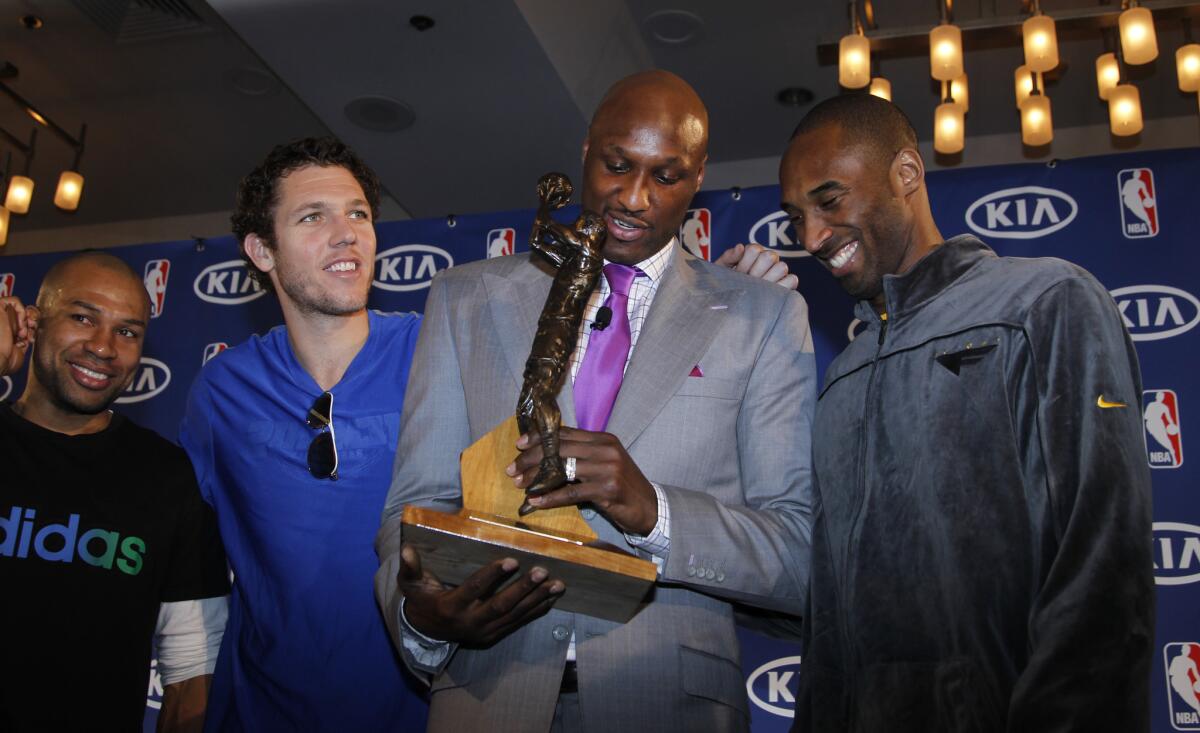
[143,259,170,318]
[1165,643,1200,729]
[487,228,515,259]
[202,342,228,365]
[0,273,13,297]
[680,208,711,261]
[1118,168,1159,238]
[1144,389,1183,469]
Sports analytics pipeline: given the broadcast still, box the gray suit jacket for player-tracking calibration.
[376,245,816,732]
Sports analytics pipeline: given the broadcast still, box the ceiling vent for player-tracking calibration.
[71,0,208,43]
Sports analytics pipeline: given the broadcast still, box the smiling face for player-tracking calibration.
[780,123,924,310]
[580,73,707,265]
[248,164,376,319]
[25,259,149,429]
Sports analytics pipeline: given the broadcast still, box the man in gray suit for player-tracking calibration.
[376,70,815,732]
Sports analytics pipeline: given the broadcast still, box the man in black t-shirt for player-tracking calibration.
[0,252,229,732]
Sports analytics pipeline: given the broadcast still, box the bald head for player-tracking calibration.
[581,70,710,265]
[37,252,148,314]
[589,70,708,160]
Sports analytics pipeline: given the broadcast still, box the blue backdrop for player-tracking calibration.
[0,146,1194,732]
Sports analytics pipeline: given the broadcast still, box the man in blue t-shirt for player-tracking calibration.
[179,138,426,731]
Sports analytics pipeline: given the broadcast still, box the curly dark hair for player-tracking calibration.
[231,136,382,290]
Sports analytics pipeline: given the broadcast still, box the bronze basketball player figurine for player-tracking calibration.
[516,172,606,515]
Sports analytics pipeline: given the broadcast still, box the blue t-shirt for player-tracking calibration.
[180,310,427,732]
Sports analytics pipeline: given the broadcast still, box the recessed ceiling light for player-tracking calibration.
[344,96,416,132]
[643,10,703,46]
[776,87,815,107]
[20,15,43,30]
[410,15,434,32]
[223,67,280,97]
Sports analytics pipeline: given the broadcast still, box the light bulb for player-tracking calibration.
[1014,65,1035,108]
[1177,44,1200,93]
[929,24,964,81]
[1022,15,1059,73]
[1020,94,1053,146]
[839,34,871,89]
[4,176,34,215]
[1108,83,1143,136]
[934,102,965,154]
[950,74,969,112]
[54,171,84,211]
[1095,53,1120,100]
[1119,7,1158,65]
[869,77,892,101]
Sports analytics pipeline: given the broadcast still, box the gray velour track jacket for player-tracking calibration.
[794,235,1154,733]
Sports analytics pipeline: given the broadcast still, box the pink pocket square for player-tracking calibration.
[689,364,703,377]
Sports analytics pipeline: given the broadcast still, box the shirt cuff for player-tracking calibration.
[624,482,670,565]
[399,597,453,671]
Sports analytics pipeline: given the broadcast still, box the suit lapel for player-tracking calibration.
[483,260,578,427]
[606,252,742,448]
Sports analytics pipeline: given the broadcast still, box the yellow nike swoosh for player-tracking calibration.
[1097,395,1128,409]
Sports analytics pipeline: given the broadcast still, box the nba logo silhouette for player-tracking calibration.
[1118,168,1159,238]
[487,228,515,259]
[0,273,13,297]
[680,208,711,261]
[1165,642,1200,730]
[1144,390,1183,468]
[202,342,228,365]
[143,259,170,318]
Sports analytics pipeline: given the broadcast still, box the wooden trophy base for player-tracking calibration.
[401,416,657,624]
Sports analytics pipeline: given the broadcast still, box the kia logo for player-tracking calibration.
[374,244,454,292]
[115,357,171,404]
[964,186,1078,239]
[0,376,11,401]
[748,211,810,259]
[1110,285,1200,342]
[193,260,267,305]
[1154,522,1200,586]
[745,655,802,718]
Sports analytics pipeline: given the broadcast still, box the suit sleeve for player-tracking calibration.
[375,271,469,675]
[659,289,816,614]
[1007,275,1154,732]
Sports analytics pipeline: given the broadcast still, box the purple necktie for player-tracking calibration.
[574,263,640,432]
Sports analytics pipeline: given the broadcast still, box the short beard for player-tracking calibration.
[275,267,369,317]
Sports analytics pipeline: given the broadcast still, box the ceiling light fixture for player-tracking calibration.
[1020,95,1053,146]
[0,73,88,218]
[929,1,964,82]
[1014,65,1039,108]
[1119,2,1158,65]
[869,77,892,100]
[1022,1,1059,72]
[839,1,870,89]
[950,73,969,112]
[1096,52,1120,100]
[1178,20,1200,92]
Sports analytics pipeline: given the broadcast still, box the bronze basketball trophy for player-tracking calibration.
[400,173,656,623]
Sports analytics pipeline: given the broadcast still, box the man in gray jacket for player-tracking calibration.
[779,94,1153,732]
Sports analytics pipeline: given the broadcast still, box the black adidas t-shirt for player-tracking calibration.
[0,403,229,732]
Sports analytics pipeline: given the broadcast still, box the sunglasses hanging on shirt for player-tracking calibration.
[306,391,339,480]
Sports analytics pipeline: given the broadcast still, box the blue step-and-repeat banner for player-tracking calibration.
[0,146,1195,731]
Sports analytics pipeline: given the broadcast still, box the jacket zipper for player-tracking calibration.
[840,311,888,726]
